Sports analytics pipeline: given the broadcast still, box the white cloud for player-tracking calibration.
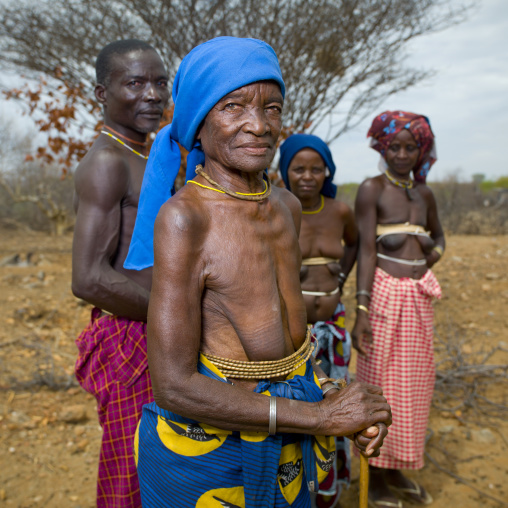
[330,0,508,183]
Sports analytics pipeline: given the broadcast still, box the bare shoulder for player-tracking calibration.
[415,181,436,201]
[155,184,209,242]
[326,197,353,219]
[356,175,384,204]
[358,174,384,194]
[274,185,302,216]
[74,142,130,202]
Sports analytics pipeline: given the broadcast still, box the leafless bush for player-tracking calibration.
[430,176,508,235]
[0,162,75,235]
[422,325,508,507]
[433,328,508,420]
[335,178,508,235]
[0,0,471,142]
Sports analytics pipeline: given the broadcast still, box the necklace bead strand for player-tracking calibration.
[302,195,325,215]
[191,165,271,201]
[101,125,148,147]
[384,170,414,200]
[100,131,148,160]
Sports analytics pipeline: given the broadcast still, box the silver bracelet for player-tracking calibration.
[356,290,371,299]
[269,396,277,435]
[322,383,340,396]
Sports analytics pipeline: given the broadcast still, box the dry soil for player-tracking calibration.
[0,230,507,508]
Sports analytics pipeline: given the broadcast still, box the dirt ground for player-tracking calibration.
[0,230,507,508]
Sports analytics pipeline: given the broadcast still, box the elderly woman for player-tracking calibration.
[280,134,357,507]
[124,37,392,508]
[352,111,445,507]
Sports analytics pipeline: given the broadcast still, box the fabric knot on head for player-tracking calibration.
[367,110,437,183]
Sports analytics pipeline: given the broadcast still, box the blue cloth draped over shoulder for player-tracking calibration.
[135,357,335,508]
[124,36,286,270]
[279,134,337,199]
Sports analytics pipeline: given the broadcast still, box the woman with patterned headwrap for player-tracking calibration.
[280,134,357,508]
[352,111,445,507]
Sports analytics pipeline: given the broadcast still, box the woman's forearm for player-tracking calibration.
[356,250,377,305]
[153,370,321,434]
[152,368,391,439]
[341,243,357,279]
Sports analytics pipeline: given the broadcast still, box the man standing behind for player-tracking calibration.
[71,40,169,508]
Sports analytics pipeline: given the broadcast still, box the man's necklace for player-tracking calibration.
[101,125,148,147]
[100,131,148,160]
[302,195,324,215]
[187,165,271,202]
[384,170,414,200]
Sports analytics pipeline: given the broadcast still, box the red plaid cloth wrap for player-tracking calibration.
[355,268,441,469]
[75,307,153,508]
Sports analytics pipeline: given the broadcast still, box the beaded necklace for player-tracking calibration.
[100,131,148,160]
[187,165,271,202]
[302,194,325,215]
[101,125,148,147]
[384,170,414,200]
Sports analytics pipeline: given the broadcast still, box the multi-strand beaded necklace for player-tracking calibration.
[384,170,414,200]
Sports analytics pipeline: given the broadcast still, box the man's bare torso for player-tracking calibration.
[73,136,152,291]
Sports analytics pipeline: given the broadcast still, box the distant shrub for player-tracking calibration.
[335,175,507,235]
[480,176,508,193]
[336,183,359,208]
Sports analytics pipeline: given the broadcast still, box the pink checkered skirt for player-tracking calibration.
[355,268,441,469]
[75,308,152,508]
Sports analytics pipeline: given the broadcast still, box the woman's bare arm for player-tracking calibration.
[352,178,381,355]
[147,194,391,439]
[338,202,358,281]
[421,185,445,267]
[72,151,150,320]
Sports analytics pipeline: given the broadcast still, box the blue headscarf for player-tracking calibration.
[124,36,285,270]
[279,134,337,199]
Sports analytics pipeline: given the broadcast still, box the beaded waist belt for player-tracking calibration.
[301,257,340,266]
[376,223,430,237]
[377,252,427,266]
[202,328,315,380]
[302,286,340,297]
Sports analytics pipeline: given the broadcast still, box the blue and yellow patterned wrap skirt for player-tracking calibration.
[135,355,335,507]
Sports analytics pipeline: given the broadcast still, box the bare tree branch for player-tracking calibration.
[0,0,472,141]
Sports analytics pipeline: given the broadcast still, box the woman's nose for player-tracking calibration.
[244,108,269,136]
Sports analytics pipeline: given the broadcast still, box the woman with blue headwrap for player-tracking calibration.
[280,134,358,508]
[129,37,391,508]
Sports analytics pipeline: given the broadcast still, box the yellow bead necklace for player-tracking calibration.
[186,165,271,201]
[302,195,324,214]
[101,130,148,160]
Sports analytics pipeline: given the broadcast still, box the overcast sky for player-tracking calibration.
[1,0,506,184]
[328,0,508,184]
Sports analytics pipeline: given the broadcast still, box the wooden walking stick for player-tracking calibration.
[359,453,369,508]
